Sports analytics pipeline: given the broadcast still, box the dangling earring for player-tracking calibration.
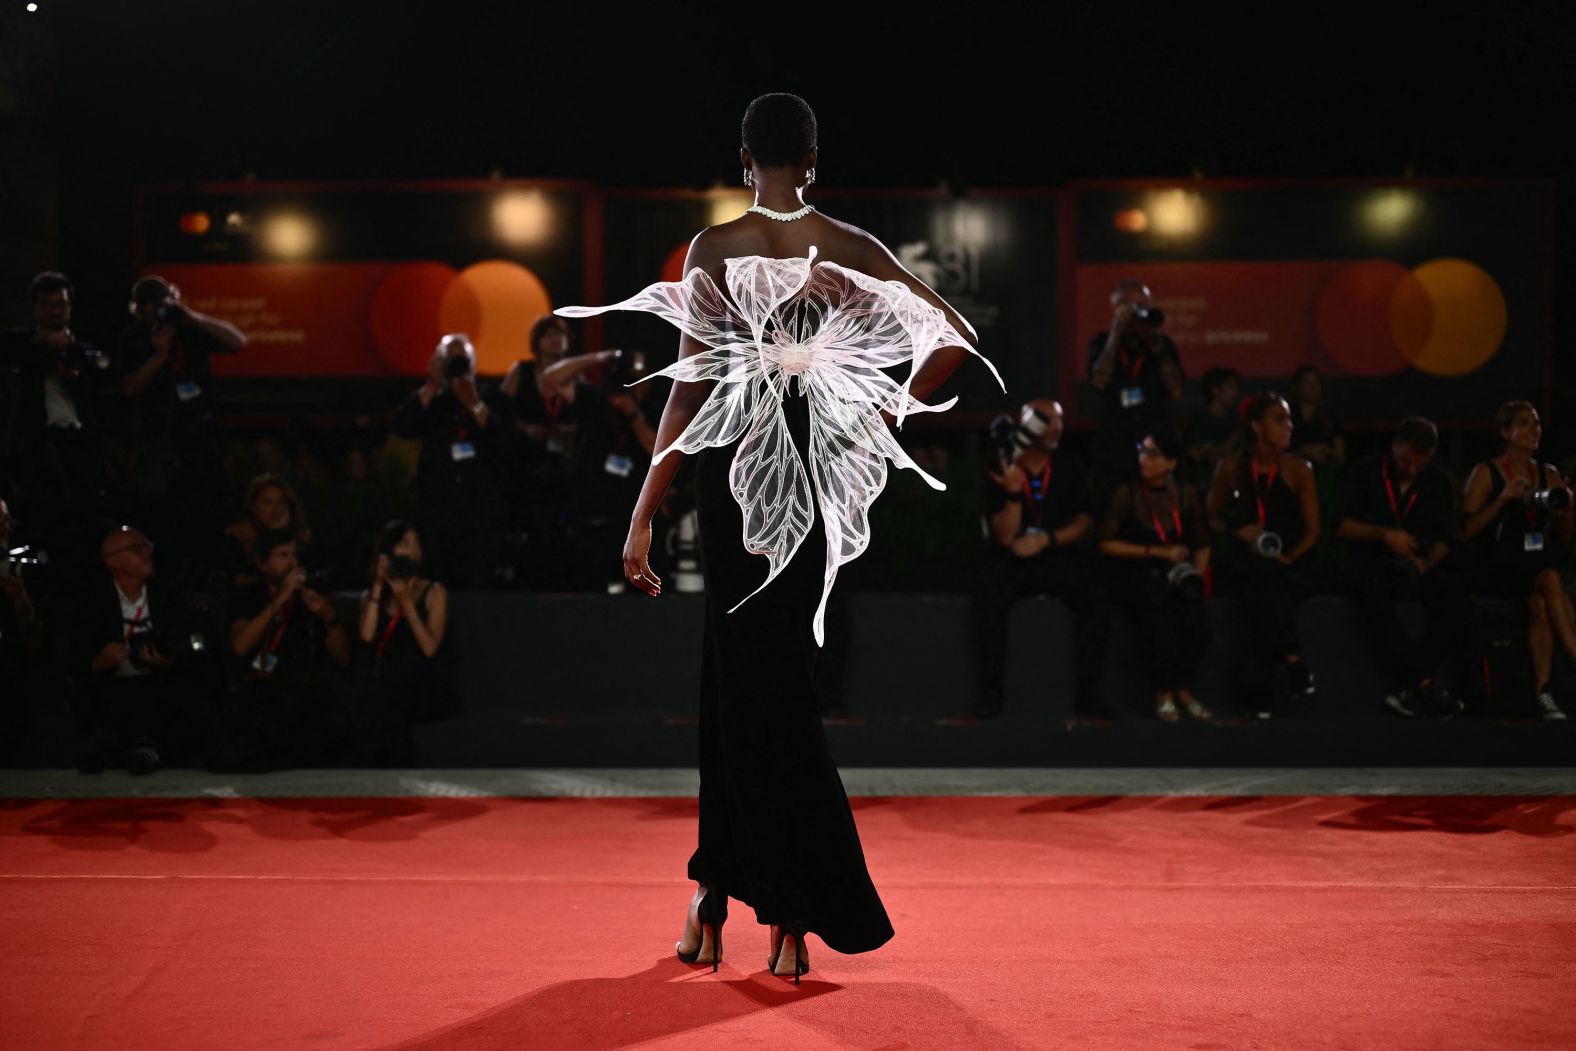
[806,167,816,186]
[743,169,753,187]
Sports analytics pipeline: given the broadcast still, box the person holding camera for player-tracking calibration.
[1460,401,1576,719]
[392,333,504,588]
[1207,392,1321,717]
[1098,429,1213,721]
[0,272,110,573]
[1335,417,1469,718]
[1087,279,1183,504]
[216,528,350,770]
[116,275,246,575]
[75,526,203,774]
[353,520,457,765]
[974,398,1109,719]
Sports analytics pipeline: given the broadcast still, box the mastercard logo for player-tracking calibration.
[1314,258,1507,378]
[368,260,551,376]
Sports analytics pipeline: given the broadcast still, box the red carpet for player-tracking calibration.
[2,793,1574,1049]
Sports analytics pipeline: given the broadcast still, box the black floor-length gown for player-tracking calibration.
[687,387,895,954]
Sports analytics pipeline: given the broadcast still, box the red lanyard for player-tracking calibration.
[1025,461,1052,527]
[1117,345,1145,384]
[544,391,564,426]
[1142,483,1184,543]
[1381,459,1418,526]
[266,594,294,655]
[1500,456,1538,529]
[123,598,147,642]
[1249,459,1279,527]
[375,607,403,660]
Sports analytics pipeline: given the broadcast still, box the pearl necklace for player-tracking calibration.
[747,203,815,222]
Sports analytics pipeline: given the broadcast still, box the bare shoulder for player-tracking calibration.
[1283,454,1315,482]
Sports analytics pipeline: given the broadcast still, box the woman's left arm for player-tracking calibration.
[1282,456,1321,563]
[399,582,448,659]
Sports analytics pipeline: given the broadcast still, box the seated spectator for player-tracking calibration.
[1098,429,1213,722]
[1288,365,1346,470]
[1207,392,1321,717]
[1460,401,1576,719]
[392,334,504,588]
[353,520,458,765]
[1,495,46,760]
[214,528,351,770]
[223,473,312,582]
[76,526,203,775]
[974,399,1110,719]
[1185,367,1243,486]
[1335,416,1469,718]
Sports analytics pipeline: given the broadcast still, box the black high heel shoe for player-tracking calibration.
[676,888,728,972]
[768,924,810,984]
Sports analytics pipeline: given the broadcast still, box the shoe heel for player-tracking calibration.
[695,889,727,972]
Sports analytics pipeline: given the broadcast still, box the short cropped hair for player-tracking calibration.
[742,93,817,168]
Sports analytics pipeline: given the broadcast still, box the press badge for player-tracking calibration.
[1119,387,1145,408]
[545,436,567,455]
[251,651,278,674]
[1525,532,1545,552]
[450,441,477,461]
[175,381,203,401]
[604,453,633,478]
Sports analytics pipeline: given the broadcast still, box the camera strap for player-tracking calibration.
[265,594,295,656]
[1142,482,1184,543]
[376,607,403,661]
[1381,458,1419,526]
[1249,459,1279,527]
[122,599,148,643]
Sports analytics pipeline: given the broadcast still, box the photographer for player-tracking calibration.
[1098,429,1213,722]
[1,495,46,760]
[0,272,110,571]
[217,528,351,770]
[974,399,1109,720]
[1207,392,1321,717]
[391,333,505,588]
[75,527,203,775]
[1335,417,1467,718]
[1460,401,1576,719]
[1087,279,1183,504]
[569,349,660,591]
[116,276,246,574]
[354,520,457,765]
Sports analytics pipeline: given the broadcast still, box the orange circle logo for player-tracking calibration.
[1316,258,1506,377]
[368,260,551,377]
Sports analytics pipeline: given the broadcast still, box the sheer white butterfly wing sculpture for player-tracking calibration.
[556,245,1003,645]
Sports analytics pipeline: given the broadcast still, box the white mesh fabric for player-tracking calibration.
[555,245,1003,645]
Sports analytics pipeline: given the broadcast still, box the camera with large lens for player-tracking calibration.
[387,555,419,581]
[1,545,46,579]
[1253,530,1283,559]
[1525,487,1572,514]
[605,348,649,388]
[443,354,472,381]
[51,341,102,372]
[154,302,188,327]
[989,404,1052,466]
[1166,560,1206,599]
[1131,305,1166,327]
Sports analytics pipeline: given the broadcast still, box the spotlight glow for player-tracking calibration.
[1113,208,1149,233]
[260,212,317,258]
[27,3,38,12]
[1361,189,1423,238]
[491,191,553,247]
[178,211,211,235]
[1144,189,1206,238]
[708,190,753,227]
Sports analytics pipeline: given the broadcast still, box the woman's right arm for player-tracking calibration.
[622,232,726,594]
[1461,462,1507,540]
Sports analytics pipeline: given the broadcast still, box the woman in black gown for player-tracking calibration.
[558,94,985,981]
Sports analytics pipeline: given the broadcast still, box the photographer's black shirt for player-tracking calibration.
[228,583,335,691]
[0,328,106,452]
[982,449,1092,545]
[1100,479,1211,550]
[116,322,234,438]
[1086,330,1181,443]
[391,386,502,501]
[1336,453,1455,564]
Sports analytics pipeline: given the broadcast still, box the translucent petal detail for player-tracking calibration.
[555,246,1004,645]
